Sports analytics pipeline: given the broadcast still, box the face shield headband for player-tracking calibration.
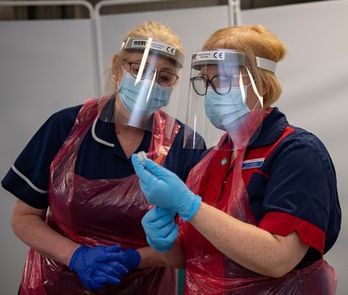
[121,37,184,68]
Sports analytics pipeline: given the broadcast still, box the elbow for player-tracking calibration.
[264,268,290,278]
[258,260,295,278]
[11,210,20,237]
[11,209,27,240]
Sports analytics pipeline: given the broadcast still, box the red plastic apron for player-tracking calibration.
[19,97,180,295]
[181,124,337,295]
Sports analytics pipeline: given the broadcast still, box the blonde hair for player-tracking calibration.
[108,21,184,93]
[113,21,183,70]
[203,25,287,107]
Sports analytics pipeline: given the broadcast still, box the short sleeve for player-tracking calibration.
[258,132,340,254]
[1,106,81,209]
[165,123,207,182]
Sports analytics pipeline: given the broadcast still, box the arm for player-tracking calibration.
[132,155,309,278]
[138,238,184,269]
[11,199,79,265]
[190,202,308,277]
[140,206,185,268]
[162,237,185,268]
[12,199,133,289]
[137,246,167,268]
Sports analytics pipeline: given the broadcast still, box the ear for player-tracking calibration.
[262,78,270,97]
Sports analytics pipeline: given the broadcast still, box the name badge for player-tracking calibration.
[242,158,265,169]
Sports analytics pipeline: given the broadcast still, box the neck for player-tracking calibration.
[115,122,145,135]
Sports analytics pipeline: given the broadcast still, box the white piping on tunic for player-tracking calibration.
[11,165,48,194]
[91,117,115,148]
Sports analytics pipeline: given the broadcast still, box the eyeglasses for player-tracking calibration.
[123,61,179,87]
[190,74,249,96]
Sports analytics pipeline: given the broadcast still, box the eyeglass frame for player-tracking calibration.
[190,73,252,96]
[122,60,179,87]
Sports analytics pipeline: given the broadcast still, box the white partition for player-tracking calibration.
[241,1,348,294]
[0,1,347,294]
[0,19,96,294]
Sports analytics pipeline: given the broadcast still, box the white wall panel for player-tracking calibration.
[0,19,96,294]
[0,1,347,294]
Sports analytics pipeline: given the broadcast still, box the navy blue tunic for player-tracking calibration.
[201,108,340,267]
[2,103,206,209]
[247,108,341,255]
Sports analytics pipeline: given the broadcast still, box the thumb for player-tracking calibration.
[104,244,121,253]
[131,154,155,183]
[143,157,171,178]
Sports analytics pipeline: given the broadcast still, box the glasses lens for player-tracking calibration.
[212,76,231,95]
[129,63,140,78]
[157,71,177,87]
[129,63,154,79]
[192,77,207,96]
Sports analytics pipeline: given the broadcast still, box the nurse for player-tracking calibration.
[1,21,205,294]
[132,25,341,294]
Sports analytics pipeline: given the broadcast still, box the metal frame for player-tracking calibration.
[228,0,242,26]
[0,1,94,18]
[1,0,242,95]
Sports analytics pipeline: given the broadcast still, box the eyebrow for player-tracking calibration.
[129,61,176,73]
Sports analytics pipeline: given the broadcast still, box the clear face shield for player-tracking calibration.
[184,49,277,150]
[99,37,184,132]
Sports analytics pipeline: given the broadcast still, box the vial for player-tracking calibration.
[137,151,147,165]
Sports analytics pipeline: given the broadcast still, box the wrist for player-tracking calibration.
[179,194,202,222]
[124,248,141,271]
[68,245,84,270]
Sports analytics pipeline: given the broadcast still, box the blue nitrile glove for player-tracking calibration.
[142,207,178,252]
[69,244,129,290]
[118,248,141,271]
[131,155,201,221]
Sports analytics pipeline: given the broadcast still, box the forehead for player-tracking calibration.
[127,51,177,69]
[199,64,242,76]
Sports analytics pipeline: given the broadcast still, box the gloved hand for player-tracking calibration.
[142,207,178,252]
[69,244,128,290]
[131,155,201,221]
[118,248,141,271]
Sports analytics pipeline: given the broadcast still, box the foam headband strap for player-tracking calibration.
[255,56,277,73]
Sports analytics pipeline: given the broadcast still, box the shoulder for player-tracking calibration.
[270,126,333,166]
[47,105,82,128]
[263,125,337,192]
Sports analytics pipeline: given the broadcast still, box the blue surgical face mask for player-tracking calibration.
[204,86,250,131]
[118,72,173,116]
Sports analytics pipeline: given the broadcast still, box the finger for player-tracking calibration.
[165,223,179,240]
[142,207,172,223]
[107,261,129,275]
[131,154,155,183]
[83,276,104,290]
[98,262,128,276]
[142,158,170,178]
[104,244,121,253]
[142,211,174,233]
[153,214,175,230]
[96,252,126,263]
[93,271,121,286]
[162,220,178,235]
